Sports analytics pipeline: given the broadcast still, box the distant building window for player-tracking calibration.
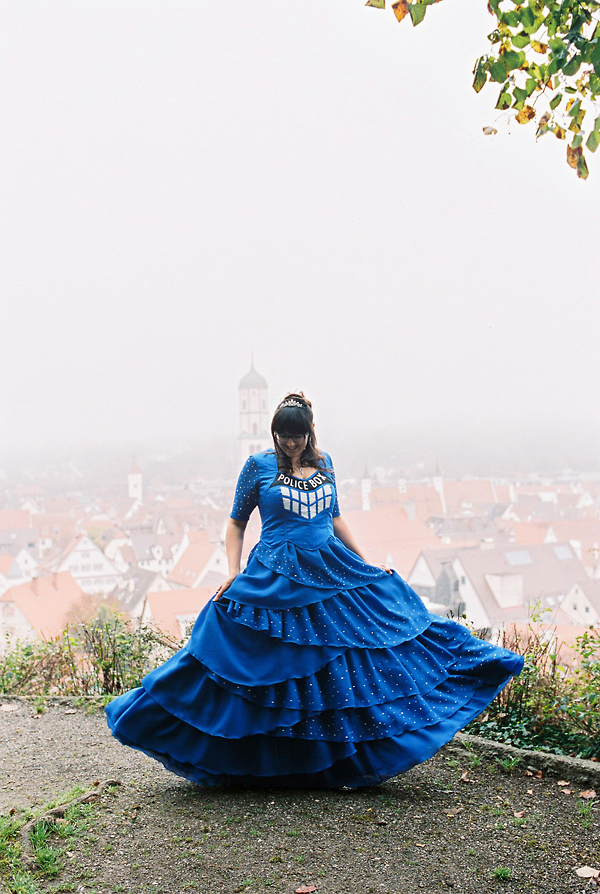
[572,602,578,611]
[553,544,573,561]
[504,550,533,566]
[585,606,590,613]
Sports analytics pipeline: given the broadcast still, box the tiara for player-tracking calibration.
[279,398,305,409]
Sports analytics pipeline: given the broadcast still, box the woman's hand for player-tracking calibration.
[378,564,393,574]
[213,573,239,601]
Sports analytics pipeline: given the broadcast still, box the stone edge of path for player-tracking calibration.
[1,695,599,789]
[449,732,600,788]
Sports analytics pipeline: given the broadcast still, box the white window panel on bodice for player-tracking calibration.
[280,484,332,519]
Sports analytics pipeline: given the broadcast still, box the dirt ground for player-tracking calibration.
[1,698,599,894]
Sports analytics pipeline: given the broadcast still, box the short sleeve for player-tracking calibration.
[324,452,341,518]
[230,456,260,522]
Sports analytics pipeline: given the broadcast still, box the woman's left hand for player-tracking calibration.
[378,564,393,574]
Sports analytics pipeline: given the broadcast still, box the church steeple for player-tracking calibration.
[238,363,270,464]
[128,458,143,501]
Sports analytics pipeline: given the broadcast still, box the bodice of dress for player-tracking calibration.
[230,450,340,550]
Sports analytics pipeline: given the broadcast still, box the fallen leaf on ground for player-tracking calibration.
[535,770,543,779]
[580,790,597,800]
[562,789,573,795]
[65,709,77,715]
[527,789,534,795]
[9,808,15,816]
[482,126,498,135]
[575,867,600,879]
[460,770,472,783]
[513,810,526,818]
[295,887,317,894]
[415,843,425,848]
[557,780,570,786]
[0,704,18,712]
[525,770,533,776]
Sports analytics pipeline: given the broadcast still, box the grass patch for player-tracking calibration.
[0,784,117,894]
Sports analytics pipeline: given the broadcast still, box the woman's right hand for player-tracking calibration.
[213,573,239,601]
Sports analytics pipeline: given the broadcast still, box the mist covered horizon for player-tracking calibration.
[2,2,598,474]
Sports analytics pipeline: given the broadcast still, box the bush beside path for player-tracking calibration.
[1,700,599,894]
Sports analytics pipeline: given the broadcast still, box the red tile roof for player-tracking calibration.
[0,572,85,638]
[167,531,219,587]
[145,587,213,639]
[0,511,32,530]
[342,506,441,576]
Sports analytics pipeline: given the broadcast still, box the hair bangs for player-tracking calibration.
[272,405,311,436]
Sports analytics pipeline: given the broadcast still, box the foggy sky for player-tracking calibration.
[2,0,599,465]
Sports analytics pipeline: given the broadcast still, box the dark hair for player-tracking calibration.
[271,392,328,474]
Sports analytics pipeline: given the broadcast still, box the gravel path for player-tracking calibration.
[1,699,599,894]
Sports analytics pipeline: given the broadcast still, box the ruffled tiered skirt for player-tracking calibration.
[105,537,524,788]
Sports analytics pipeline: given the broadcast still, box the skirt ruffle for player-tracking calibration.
[106,536,524,788]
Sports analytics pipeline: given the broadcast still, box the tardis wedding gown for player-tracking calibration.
[106,450,524,789]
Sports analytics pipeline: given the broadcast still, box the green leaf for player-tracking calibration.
[489,61,508,83]
[589,74,600,95]
[568,99,581,117]
[365,0,386,7]
[513,86,528,106]
[501,11,520,27]
[572,134,583,149]
[512,31,530,49]
[585,130,600,152]
[504,49,525,71]
[595,116,600,130]
[577,154,589,179]
[563,55,582,76]
[473,60,488,93]
[408,2,427,25]
[550,92,563,109]
[495,91,512,110]
[525,77,537,96]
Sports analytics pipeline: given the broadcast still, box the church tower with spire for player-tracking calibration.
[238,362,270,464]
[128,458,143,501]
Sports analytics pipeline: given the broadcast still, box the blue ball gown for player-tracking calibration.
[106,450,524,789]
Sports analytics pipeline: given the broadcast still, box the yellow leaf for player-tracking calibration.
[365,0,385,7]
[531,40,548,54]
[515,105,535,124]
[566,143,582,168]
[566,98,575,112]
[392,0,409,21]
[554,125,566,140]
[580,790,597,800]
[575,867,600,879]
[482,126,498,135]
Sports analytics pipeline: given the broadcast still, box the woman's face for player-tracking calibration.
[275,431,309,463]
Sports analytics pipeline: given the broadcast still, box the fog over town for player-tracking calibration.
[1,2,599,655]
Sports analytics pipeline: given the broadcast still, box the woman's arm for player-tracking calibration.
[332,514,392,573]
[213,517,247,600]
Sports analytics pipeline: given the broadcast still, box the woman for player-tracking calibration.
[106,393,524,788]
